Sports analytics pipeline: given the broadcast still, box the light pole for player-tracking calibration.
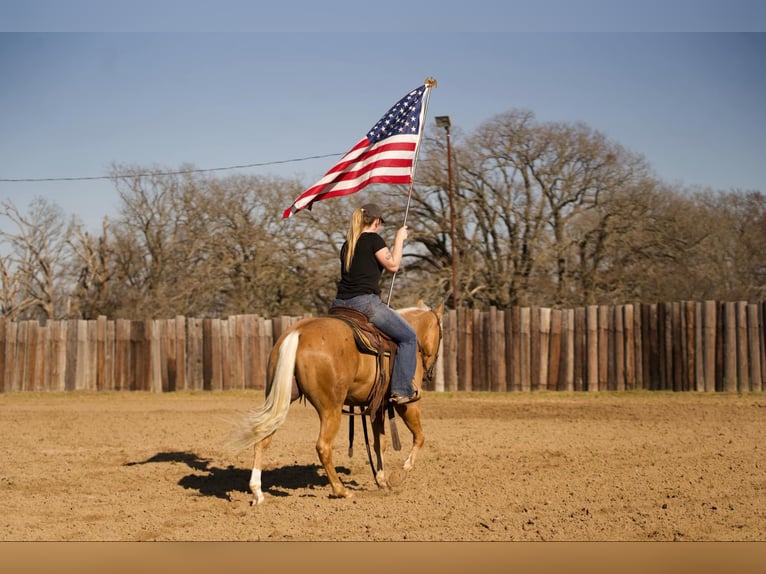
[435,116,459,310]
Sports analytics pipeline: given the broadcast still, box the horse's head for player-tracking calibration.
[400,302,444,387]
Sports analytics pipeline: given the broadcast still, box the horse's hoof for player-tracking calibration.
[250,494,265,506]
[330,489,353,499]
[386,469,404,487]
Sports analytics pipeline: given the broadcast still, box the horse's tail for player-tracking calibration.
[228,330,300,452]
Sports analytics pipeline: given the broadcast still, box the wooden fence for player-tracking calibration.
[1,301,764,393]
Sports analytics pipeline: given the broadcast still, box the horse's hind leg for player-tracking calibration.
[249,433,274,505]
[316,410,351,499]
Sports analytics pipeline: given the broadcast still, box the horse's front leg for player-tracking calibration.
[395,402,425,474]
[371,413,388,488]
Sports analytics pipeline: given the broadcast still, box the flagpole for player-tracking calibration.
[387,77,437,306]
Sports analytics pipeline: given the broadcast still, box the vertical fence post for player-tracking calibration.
[586,305,598,392]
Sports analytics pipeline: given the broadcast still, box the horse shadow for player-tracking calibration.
[124,451,356,501]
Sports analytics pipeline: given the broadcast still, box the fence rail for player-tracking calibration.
[1,301,764,393]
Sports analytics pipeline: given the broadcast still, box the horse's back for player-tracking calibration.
[277,316,376,401]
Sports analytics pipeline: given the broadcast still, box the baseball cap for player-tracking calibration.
[361,203,385,223]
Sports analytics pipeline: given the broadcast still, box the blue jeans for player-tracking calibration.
[331,294,417,397]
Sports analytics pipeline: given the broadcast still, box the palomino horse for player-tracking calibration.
[230,302,443,504]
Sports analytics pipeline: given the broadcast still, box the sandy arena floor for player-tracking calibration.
[0,390,764,542]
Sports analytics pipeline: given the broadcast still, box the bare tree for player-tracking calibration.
[0,197,74,320]
[67,216,115,319]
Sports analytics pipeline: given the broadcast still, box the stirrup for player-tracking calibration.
[389,389,421,405]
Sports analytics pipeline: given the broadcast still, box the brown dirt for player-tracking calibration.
[1,390,764,541]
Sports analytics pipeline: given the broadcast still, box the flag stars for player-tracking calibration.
[365,88,425,143]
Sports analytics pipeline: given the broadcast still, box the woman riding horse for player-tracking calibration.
[230,203,443,503]
[331,203,420,405]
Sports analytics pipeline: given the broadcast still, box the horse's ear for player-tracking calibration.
[417,299,427,310]
[434,301,445,318]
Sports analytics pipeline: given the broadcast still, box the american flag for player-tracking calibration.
[282,83,430,219]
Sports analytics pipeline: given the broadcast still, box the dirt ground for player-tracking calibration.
[0,390,764,542]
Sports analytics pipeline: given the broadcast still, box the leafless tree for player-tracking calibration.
[67,216,114,319]
[0,197,74,320]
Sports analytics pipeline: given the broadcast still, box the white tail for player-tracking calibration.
[228,330,299,451]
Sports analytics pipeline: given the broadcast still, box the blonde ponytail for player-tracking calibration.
[343,208,378,271]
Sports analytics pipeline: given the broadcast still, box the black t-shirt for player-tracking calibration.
[336,232,387,299]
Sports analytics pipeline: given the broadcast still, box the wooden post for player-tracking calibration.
[96,316,107,391]
[105,318,115,391]
[547,309,561,391]
[444,309,458,392]
[716,302,725,392]
[598,305,608,391]
[694,303,704,392]
[562,309,574,392]
[723,302,737,392]
[496,307,507,393]
[146,320,162,393]
[474,310,486,391]
[647,304,659,390]
[0,317,5,392]
[538,307,550,392]
[614,306,625,391]
[702,301,716,392]
[747,304,762,392]
[25,321,39,392]
[64,320,77,392]
[40,323,51,392]
[174,316,186,391]
[510,307,522,392]
[527,307,538,391]
[229,315,245,389]
[5,321,18,392]
[220,318,232,391]
[520,307,531,392]
[573,307,585,392]
[202,318,213,391]
[186,318,202,391]
[661,303,672,391]
[86,320,98,391]
[459,308,473,391]
[131,321,146,391]
[672,303,682,392]
[625,304,637,391]
[255,316,271,390]
[760,302,766,391]
[684,301,697,391]
[471,309,482,391]
[586,305,598,392]
[165,319,177,392]
[736,301,749,392]
[244,315,258,390]
[115,319,130,391]
[484,308,497,391]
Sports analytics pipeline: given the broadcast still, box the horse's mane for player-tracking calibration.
[396,300,431,315]
[396,306,424,315]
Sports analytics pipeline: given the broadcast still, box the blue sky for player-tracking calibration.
[1,1,765,233]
